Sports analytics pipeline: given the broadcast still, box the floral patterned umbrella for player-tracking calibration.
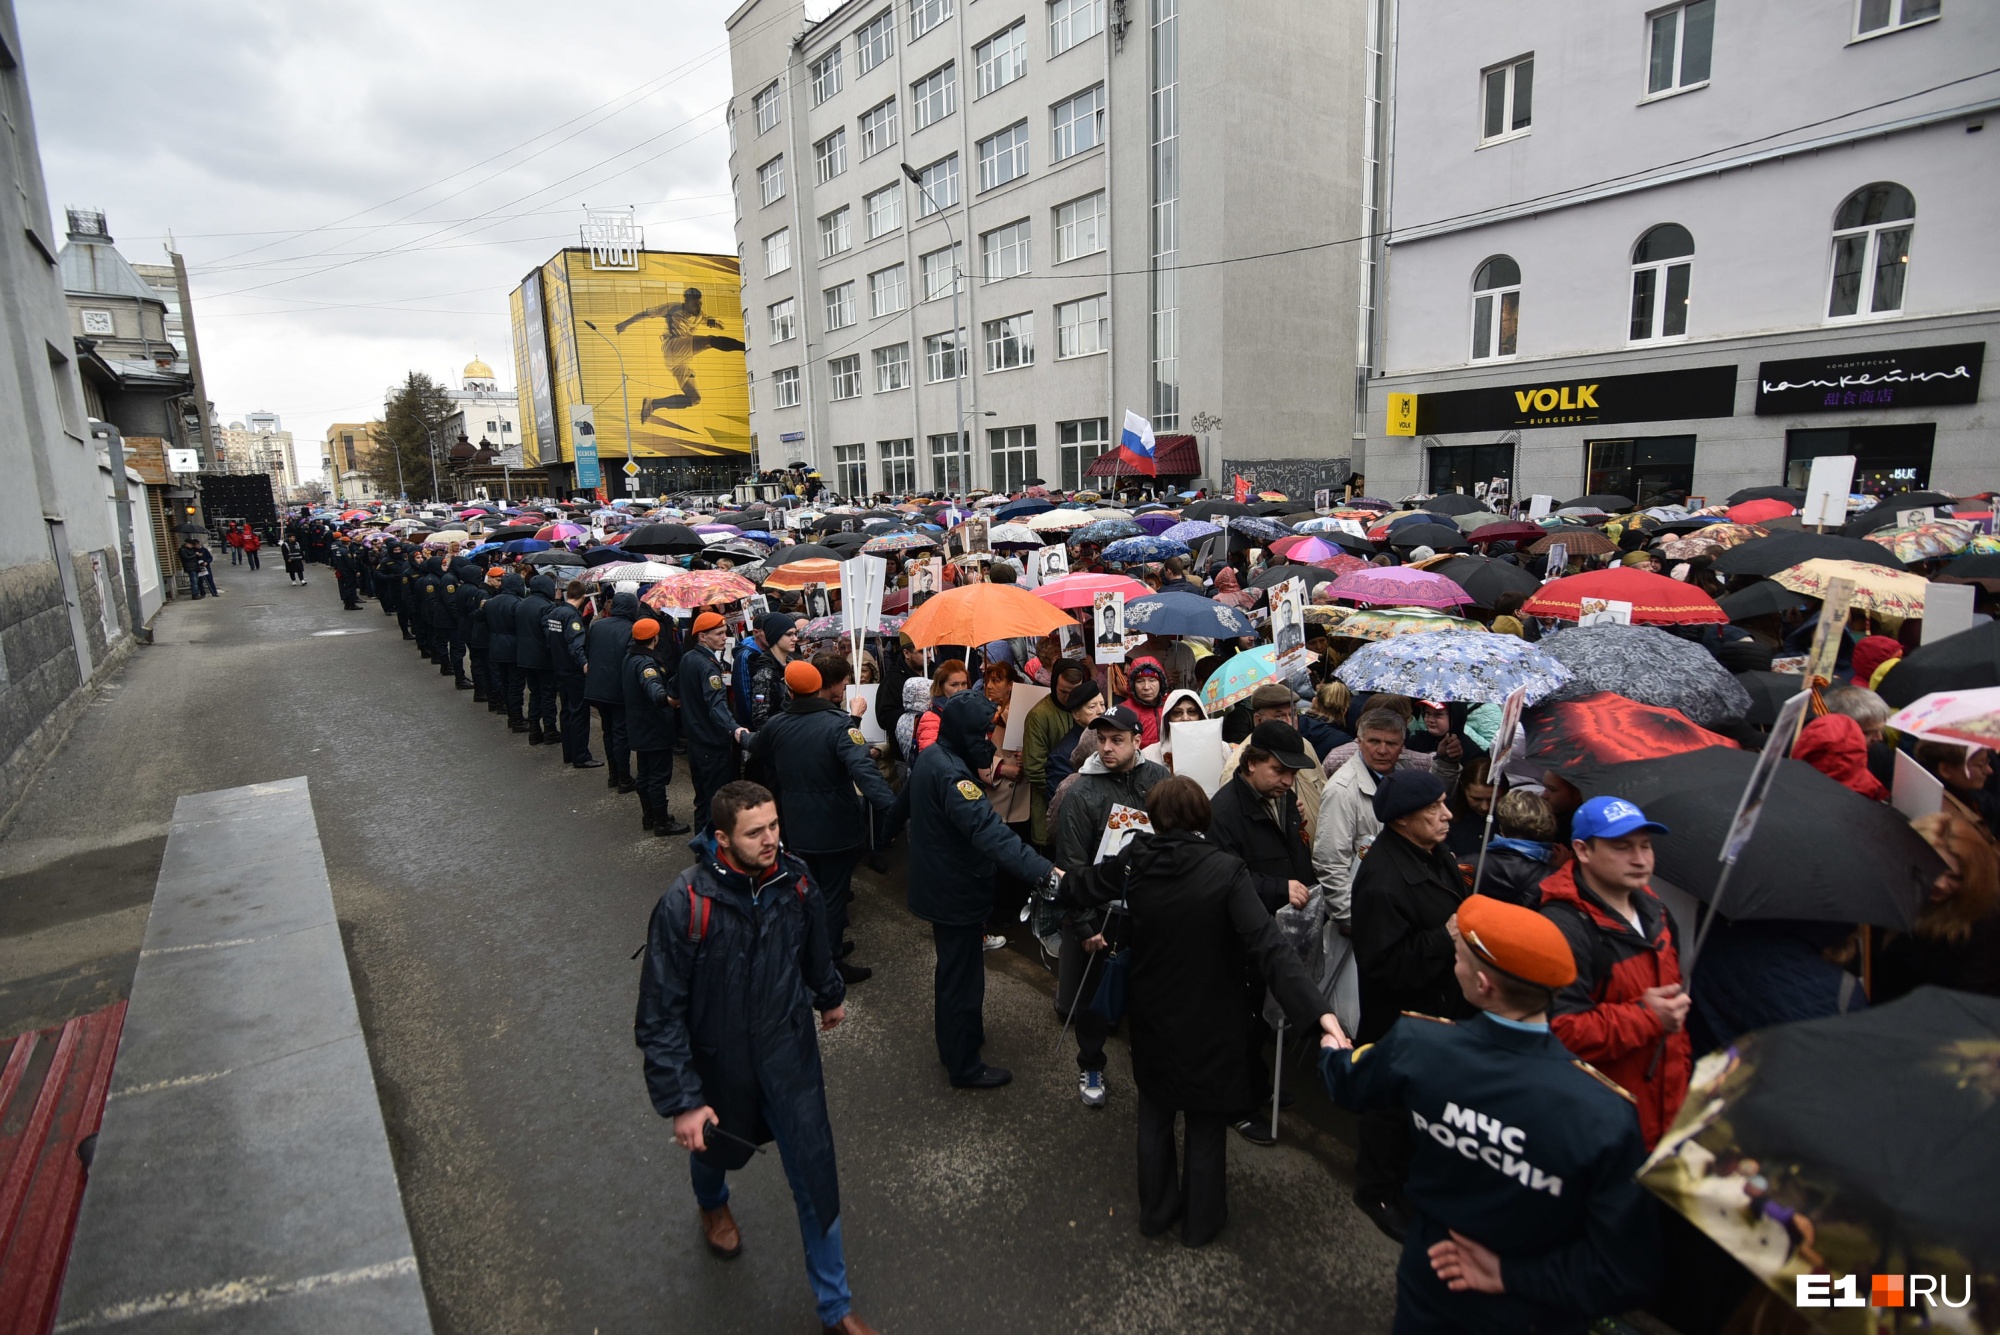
[583,560,681,584]
[1324,567,1473,609]
[1102,535,1191,564]
[1537,625,1755,724]
[642,569,758,609]
[1866,517,1980,564]
[1070,518,1146,546]
[1335,632,1572,705]
[1310,553,1370,577]
[1229,515,1295,544]
[1160,520,1223,544]
[1325,607,1487,641]
[1772,558,1929,619]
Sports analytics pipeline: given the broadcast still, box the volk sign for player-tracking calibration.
[1414,365,1737,435]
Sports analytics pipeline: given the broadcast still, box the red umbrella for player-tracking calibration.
[1468,520,1545,545]
[1726,498,1797,525]
[1033,572,1150,610]
[1525,692,1740,771]
[1309,553,1369,577]
[1525,568,1727,624]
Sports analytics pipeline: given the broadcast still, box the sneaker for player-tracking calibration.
[1078,1071,1106,1108]
[982,934,1007,952]
[1231,1118,1277,1147]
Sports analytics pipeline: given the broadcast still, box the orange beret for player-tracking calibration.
[691,611,726,633]
[1457,895,1577,990]
[486,566,504,577]
[632,617,660,641]
[784,659,823,694]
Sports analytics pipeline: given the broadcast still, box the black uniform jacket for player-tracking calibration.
[546,599,589,674]
[513,574,556,669]
[585,591,639,703]
[677,642,739,748]
[622,644,678,752]
[906,691,1053,927]
[484,574,524,663]
[747,696,897,855]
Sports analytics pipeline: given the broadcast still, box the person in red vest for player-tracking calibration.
[242,526,262,571]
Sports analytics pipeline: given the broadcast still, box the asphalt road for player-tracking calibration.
[1,557,1400,1334]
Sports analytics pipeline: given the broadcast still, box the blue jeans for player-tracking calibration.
[689,1126,851,1327]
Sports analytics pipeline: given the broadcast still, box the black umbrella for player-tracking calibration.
[770,543,845,565]
[1710,532,1906,577]
[1183,499,1251,521]
[822,532,870,550]
[1724,485,1806,506]
[1937,552,2000,589]
[1384,523,1470,551]
[1648,517,1728,536]
[581,546,628,568]
[1246,563,1340,592]
[1280,511,1324,526]
[1248,500,1297,517]
[1573,747,1942,930]
[1718,579,1811,621]
[1312,527,1380,554]
[1841,491,1961,536]
[1733,670,1805,726]
[1875,619,2000,708]
[486,525,541,542]
[526,549,585,568]
[1424,493,1490,516]
[1424,555,1540,608]
[1562,493,1635,512]
[622,523,706,556]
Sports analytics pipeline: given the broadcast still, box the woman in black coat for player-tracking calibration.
[1062,776,1332,1248]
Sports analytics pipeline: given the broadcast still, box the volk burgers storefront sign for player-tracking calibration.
[1412,364,1738,435]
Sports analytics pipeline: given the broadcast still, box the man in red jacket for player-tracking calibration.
[1537,796,1690,1147]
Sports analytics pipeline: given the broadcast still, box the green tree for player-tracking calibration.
[371,371,456,500]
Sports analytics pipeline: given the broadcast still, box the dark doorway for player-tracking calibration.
[1585,435,1697,508]
[1785,423,1935,496]
[1427,442,1514,499]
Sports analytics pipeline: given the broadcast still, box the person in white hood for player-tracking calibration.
[1139,689,1210,771]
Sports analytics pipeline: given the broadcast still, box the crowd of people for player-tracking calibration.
[280,481,2000,1335]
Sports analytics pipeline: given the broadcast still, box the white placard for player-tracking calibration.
[166,447,199,473]
[1033,545,1070,587]
[1168,718,1228,795]
[1801,455,1856,528]
[1093,591,1127,664]
[1542,542,1569,578]
[1922,580,1975,644]
[1891,749,1945,821]
[845,684,889,745]
[1314,489,1332,514]
[1002,684,1048,752]
[1896,506,1935,528]
[1578,597,1633,627]
[1272,576,1309,671]
[1528,494,1554,519]
[908,556,943,607]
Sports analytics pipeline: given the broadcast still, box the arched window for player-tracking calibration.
[1828,183,1914,319]
[1630,224,1693,341]
[1471,255,1520,361]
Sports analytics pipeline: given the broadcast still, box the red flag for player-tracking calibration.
[1232,474,1250,504]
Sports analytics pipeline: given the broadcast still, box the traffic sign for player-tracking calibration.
[624,477,640,492]
[622,459,639,477]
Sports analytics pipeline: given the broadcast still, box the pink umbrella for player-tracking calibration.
[1033,572,1150,610]
[694,523,742,534]
[536,521,586,541]
[1325,567,1473,609]
[1269,534,1343,563]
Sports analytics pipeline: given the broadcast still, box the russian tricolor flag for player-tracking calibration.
[1118,409,1157,475]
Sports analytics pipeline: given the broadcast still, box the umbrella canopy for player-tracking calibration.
[1866,516,1979,564]
[1710,532,1906,577]
[859,531,939,554]
[1200,645,1284,713]
[771,543,846,564]
[1183,499,1251,521]
[1246,564,1341,594]
[1034,571,1150,609]
[1574,747,1942,928]
[1732,670,1806,727]
[1310,553,1370,577]
[1641,987,2000,1308]
[1524,692,1738,771]
[1528,529,1618,557]
[583,560,681,584]
[1027,508,1093,532]
[901,582,1075,648]
[525,549,584,568]
[1562,493,1635,512]
[1335,631,1571,705]
[642,569,759,609]
[535,521,587,541]
[760,558,844,591]
[1133,511,1183,536]
[1325,567,1473,609]
[1874,619,2000,708]
[1723,498,1796,525]
[1884,685,2000,747]
[621,523,706,556]
[987,523,1044,548]
[1717,580,1811,621]
[1423,493,1489,516]
[1841,491,1961,536]
[1269,534,1346,563]
[1159,519,1223,545]
[580,546,630,568]
[1420,555,1541,609]
[1527,568,1728,625]
[1327,608,1486,642]
[1227,515,1294,545]
[1468,520,1545,545]
[1124,592,1255,639]
[994,499,1054,521]
[1293,525,1377,554]
[1936,552,2000,589]
[1538,624,1754,724]
[1384,522,1471,552]
[1723,485,1806,506]
[502,538,551,554]
[1071,518,1146,546]
[1101,535,1189,564]
[1771,558,1928,619]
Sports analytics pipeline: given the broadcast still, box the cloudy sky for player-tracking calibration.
[19,0,802,477]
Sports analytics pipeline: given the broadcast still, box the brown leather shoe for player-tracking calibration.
[821,1314,880,1335]
[699,1204,741,1259]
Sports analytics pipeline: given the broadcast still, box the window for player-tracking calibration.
[814,128,848,184]
[1427,443,1515,498]
[977,121,1030,191]
[1470,255,1520,360]
[856,10,895,72]
[764,228,792,275]
[1785,424,1935,495]
[758,156,786,205]
[915,154,959,214]
[1828,182,1915,319]
[989,425,1038,491]
[824,281,857,331]
[925,329,968,382]
[869,263,909,316]
[865,183,904,237]
[930,432,970,491]
[874,342,912,391]
[1150,0,1181,429]
[48,346,79,438]
[772,366,802,407]
[1057,295,1108,358]
[880,437,918,492]
[1058,418,1109,491]
[910,0,952,40]
[921,243,964,300]
[1646,2,1713,96]
[859,97,899,157]
[974,22,1028,98]
[754,81,782,133]
[829,355,863,400]
[819,208,852,259]
[835,442,868,495]
[981,219,1032,281]
[1629,224,1693,340]
[1055,191,1105,262]
[1856,0,1940,38]
[1050,0,1105,55]
[1051,85,1105,161]
[983,312,1034,370]
[769,298,798,343]
[911,63,957,130]
[811,48,843,105]
[1480,56,1533,142]
[1586,436,1697,509]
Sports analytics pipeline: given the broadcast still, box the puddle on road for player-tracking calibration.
[311,628,377,636]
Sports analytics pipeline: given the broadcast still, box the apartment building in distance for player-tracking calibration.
[1360,0,1999,507]
[724,0,1369,497]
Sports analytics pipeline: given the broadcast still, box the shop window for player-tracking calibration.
[1585,435,1696,508]
[1785,424,1934,496]
[1427,443,1514,501]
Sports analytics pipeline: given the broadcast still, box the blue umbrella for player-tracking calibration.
[1102,535,1191,564]
[1126,592,1254,639]
[503,537,551,554]
[1335,631,1573,705]
[1228,515,1294,543]
[1071,518,1145,545]
[466,541,505,557]
[1161,519,1223,544]
[997,499,1054,520]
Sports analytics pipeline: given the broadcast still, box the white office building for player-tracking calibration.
[725,0,1369,497]
[1359,0,1999,507]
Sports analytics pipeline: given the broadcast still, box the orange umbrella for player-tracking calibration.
[761,558,843,591]
[900,583,1075,648]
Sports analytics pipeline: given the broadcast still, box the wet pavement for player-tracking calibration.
[0,558,1399,1334]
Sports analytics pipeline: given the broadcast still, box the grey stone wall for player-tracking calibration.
[0,548,132,827]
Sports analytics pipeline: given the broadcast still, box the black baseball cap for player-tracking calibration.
[1090,704,1142,735]
[1248,720,1313,770]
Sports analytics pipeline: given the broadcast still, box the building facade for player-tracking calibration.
[219,411,299,495]
[323,421,386,504]
[724,0,1368,497]
[1360,0,1999,507]
[444,356,520,455]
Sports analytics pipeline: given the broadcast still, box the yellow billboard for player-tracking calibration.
[538,250,750,464]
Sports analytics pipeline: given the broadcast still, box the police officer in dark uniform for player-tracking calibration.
[485,571,526,730]
[745,653,897,985]
[545,578,600,768]
[514,573,559,744]
[1318,895,1660,1335]
[677,611,748,829]
[378,544,411,636]
[410,554,442,661]
[438,561,469,684]
[907,689,1057,1089]
[586,584,641,791]
[331,538,362,609]
[623,616,692,836]
[458,564,495,701]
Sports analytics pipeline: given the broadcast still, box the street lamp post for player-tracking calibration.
[582,319,636,495]
[902,162,971,492]
[420,421,442,502]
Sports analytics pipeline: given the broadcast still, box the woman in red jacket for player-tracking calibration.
[241,527,262,571]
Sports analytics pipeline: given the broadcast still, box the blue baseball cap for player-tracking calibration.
[1572,796,1669,842]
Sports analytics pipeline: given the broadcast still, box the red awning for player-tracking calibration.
[1083,434,1200,478]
